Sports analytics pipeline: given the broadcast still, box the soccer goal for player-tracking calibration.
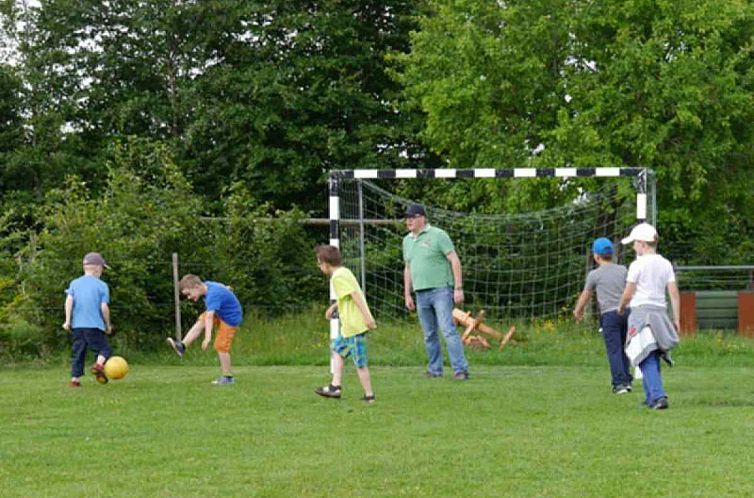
[327,168,655,327]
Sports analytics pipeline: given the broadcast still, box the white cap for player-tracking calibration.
[621,222,657,245]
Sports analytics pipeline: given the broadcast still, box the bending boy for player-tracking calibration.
[168,275,243,385]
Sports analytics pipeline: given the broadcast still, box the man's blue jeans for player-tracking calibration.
[415,287,468,375]
[639,350,666,404]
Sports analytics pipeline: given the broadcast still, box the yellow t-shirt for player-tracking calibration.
[331,267,371,337]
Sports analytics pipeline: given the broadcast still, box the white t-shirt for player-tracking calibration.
[626,253,676,308]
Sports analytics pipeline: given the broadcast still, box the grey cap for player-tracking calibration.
[83,252,110,269]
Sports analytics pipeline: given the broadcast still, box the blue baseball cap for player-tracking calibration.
[591,238,614,256]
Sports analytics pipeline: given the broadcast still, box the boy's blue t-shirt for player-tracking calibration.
[65,275,110,330]
[204,281,243,327]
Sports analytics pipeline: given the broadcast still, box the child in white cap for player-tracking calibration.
[617,223,680,410]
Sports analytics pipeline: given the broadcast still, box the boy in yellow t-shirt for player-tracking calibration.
[314,245,376,403]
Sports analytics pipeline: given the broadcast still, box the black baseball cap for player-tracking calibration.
[405,203,426,218]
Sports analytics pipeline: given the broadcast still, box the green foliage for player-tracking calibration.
[178,182,322,318]
[2,0,431,213]
[10,138,208,353]
[0,318,46,361]
[397,0,754,262]
[0,137,324,357]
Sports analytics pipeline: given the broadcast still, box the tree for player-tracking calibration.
[1,0,431,213]
[397,0,754,262]
[178,1,431,211]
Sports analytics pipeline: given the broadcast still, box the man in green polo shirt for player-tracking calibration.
[403,203,469,380]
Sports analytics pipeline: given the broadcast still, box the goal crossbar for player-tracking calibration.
[328,168,650,245]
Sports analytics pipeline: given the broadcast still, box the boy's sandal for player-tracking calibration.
[315,384,342,399]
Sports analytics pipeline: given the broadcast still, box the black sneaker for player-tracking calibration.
[361,394,376,404]
[425,371,442,378]
[649,397,669,410]
[167,337,186,358]
[315,384,342,399]
[612,384,630,395]
[453,371,470,381]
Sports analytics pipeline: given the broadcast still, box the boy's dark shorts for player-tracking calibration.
[72,328,112,356]
[331,332,368,368]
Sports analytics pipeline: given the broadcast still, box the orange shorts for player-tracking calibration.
[199,312,238,353]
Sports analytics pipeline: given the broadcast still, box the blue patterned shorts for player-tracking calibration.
[331,332,368,368]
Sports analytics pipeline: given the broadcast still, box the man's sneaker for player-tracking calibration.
[425,371,442,378]
[649,397,669,410]
[315,384,342,399]
[212,376,235,385]
[69,379,81,388]
[361,394,376,404]
[90,363,108,384]
[612,384,630,395]
[167,337,186,358]
[453,371,469,381]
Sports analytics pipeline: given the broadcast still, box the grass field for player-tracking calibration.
[3,366,754,497]
[3,318,754,497]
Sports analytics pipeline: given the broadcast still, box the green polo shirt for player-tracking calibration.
[402,224,455,291]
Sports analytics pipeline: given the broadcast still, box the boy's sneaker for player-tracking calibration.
[90,363,108,384]
[212,376,235,385]
[361,394,376,404]
[649,397,669,410]
[167,337,186,357]
[612,384,631,395]
[69,379,81,388]
[315,384,342,399]
[425,371,442,378]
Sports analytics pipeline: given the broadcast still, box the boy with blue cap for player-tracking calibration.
[574,238,632,394]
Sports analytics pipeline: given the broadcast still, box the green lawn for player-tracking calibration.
[3,360,754,497]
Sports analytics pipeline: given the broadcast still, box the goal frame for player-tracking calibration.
[326,167,655,340]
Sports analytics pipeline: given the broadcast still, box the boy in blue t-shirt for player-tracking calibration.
[167,274,243,385]
[63,252,113,387]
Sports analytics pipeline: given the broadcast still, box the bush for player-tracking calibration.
[2,138,320,357]
[0,318,47,361]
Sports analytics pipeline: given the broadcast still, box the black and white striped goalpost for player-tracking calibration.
[326,167,654,343]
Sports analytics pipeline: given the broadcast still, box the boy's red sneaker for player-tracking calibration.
[91,363,109,384]
[69,379,81,388]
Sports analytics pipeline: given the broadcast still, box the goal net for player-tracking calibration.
[330,168,654,322]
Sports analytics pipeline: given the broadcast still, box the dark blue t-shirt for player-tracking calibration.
[204,281,243,327]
